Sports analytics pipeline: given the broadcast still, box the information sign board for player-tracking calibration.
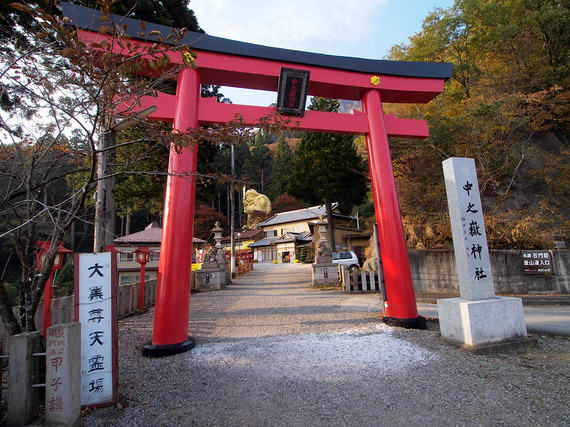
[521,250,553,274]
[75,252,118,407]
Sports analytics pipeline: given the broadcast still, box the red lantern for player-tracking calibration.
[36,241,73,337]
[133,247,153,310]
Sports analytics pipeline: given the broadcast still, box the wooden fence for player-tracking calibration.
[341,266,384,294]
[0,279,159,355]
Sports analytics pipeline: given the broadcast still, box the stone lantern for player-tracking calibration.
[312,217,339,287]
[213,221,223,249]
[194,221,230,291]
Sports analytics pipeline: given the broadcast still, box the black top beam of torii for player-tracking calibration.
[59,2,452,82]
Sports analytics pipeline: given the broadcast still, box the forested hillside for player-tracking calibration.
[384,0,569,249]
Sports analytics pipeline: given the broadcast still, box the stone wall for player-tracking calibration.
[409,249,569,295]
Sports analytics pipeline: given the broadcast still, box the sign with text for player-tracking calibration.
[521,250,553,274]
[277,68,310,116]
[75,252,118,407]
[443,157,495,300]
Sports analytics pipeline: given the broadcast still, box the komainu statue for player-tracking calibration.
[243,189,271,229]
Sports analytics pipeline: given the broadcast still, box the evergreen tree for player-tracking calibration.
[268,135,293,200]
[288,97,368,250]
[241,158,257,187]
[75,0,202,32]
[250,131,273,193]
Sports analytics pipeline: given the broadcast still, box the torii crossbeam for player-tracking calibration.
[62,3,452,357]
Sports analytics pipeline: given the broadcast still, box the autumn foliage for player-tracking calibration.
[386,0,569,249]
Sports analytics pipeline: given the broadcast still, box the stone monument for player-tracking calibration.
[439,157,531,353]
[312,217,339,287]
[194,222,230,291]
[45,323,81,427]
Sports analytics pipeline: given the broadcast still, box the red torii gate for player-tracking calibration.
[64,4,452,357]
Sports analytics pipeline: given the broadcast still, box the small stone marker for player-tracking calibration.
[45,322,81,426]
[439,158,529,353]
[7,331,42,426]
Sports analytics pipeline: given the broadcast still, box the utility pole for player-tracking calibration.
[94,124,115,253]
[230,142,236,278]
[93,106,156,253]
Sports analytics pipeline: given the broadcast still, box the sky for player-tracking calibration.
[190,0,455,106]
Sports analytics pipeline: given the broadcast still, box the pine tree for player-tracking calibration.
[268,136,293,200]
[251,132,273,192]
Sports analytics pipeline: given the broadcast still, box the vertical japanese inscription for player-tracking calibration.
[276,68,310,116]
[46,326,66,414]
[77,253,115,406]
[443,158,495,300]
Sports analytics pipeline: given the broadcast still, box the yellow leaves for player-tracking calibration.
[182,50,198,69]
[183,51,194,63]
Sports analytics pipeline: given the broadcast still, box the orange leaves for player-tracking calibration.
[8,3,30,13]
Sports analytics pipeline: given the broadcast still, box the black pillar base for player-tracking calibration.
[142,337,195,357]
[383,316,427,330]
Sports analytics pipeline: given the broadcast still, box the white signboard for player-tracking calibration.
[75,252,117,407]
[443,157,495,300]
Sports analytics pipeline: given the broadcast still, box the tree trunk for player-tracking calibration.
[24,285,35,332]
[126,209,131,236]
[325,199,336,252]
[0,281,21,336]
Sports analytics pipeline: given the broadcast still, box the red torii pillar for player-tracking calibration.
[362,90,423,326]
[142,68,199,356]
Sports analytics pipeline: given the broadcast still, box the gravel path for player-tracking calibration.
[84,263,570,426]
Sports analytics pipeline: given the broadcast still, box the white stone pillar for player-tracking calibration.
[439,158,529,353]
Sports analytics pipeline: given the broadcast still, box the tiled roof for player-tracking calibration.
[249,232,312,247]
[248,237,279,248]
[221,228,262,243]
[258,203,350,227]
[114,223,205,245]
[275,231,313,244]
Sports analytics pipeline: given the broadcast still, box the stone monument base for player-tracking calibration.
[312,263,339,287]
[438,296,534,354]
[195,268,229,292]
